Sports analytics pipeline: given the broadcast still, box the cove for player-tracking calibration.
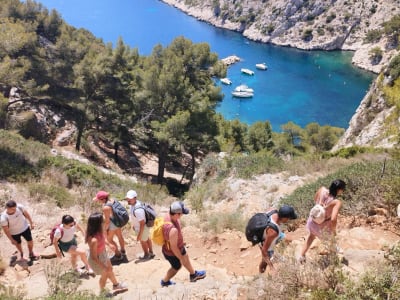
[37,0,376,131]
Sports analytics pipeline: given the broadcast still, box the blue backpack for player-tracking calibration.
[107,200,129,227]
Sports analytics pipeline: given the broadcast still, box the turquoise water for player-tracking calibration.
[37,0,375,131]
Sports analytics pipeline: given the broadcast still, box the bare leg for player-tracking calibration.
[107,230,120,256]
[180,253,195,275]
[27,240,34,256]
[163,267,179,282]
[300,233,316,257]
[114,228,125,253]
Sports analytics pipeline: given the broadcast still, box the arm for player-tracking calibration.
[76,223,85,236]
[22,209,34,230]
[137,219,145,241]
[2,225,17,246]
[168,228,184,260]
[102,205,112,233]
[261,227,279,270]
[329,199,342,235]
[53,235,62,258]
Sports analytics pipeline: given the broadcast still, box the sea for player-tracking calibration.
[37,0,376,131]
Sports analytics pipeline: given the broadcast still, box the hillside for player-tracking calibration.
[2,170,400,299]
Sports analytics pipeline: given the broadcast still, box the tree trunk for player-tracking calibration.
[114,142,119,163]
[189,151,196,185]
[157,142,168,184]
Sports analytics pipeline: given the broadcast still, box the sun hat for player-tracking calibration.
[125,190,137,199]
[170,201,189,215]
[93,190,109,201]
[278,205,297,219]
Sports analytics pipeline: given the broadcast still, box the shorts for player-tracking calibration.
[108,220,118,231]
[58,237,78,253]
[137,226,150,242]
[87,250,109,275]
[11,227,32,244]
[163,247,186,270]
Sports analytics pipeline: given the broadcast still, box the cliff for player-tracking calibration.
[161,0,400,149]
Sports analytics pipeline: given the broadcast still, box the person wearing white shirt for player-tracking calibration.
[0,200,39,261]
[125,190,155,260]
[52,214,94,275]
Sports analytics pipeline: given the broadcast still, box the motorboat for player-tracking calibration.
[234,84,254,93]
[256,63,268,70]
[240,68,254,75]
[220,78,232,85]
[232,91,254,98]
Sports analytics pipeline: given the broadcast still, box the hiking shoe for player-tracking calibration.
[29,254,40,261]
[160,279,176,287]
[190,270,206,282]
[112,282,128,291]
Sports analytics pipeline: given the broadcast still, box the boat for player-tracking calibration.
[220,78,232,85]
[240,68,254,75]
[256,63,268,70]
[234,84,254,93]
[232,91,254,98]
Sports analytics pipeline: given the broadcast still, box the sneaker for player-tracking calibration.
[9,255,17,267]
[29,254,40,261]
[148,252,155,259]
[190,270,206,282]
[160,279,176,287]
[112,282,128,291]
[298,255,306,264]
[87,268,95,276]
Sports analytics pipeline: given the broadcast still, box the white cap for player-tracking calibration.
[125,190,137,199]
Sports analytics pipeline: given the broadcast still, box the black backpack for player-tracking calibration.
[245,210,279,245]
[107,200,129,227]
[132,203,157,227]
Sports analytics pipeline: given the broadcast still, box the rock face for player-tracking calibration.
[161,0,400,149]
[161,0,400,73]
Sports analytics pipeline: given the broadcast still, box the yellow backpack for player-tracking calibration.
[151,217,172,246]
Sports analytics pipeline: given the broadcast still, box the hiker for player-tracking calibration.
[86,212,128,296]
[125,190,155,260]
[0,200,40,261]
[160,201,206,287]
[93,191,127,263]
[52,214,94,275]
[258,205,298,274]
[299,179,347,263]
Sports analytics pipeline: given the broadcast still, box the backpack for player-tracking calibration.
[49,224,64,246]
[245,210,279,245]
[151,217,172,246]
[133,203,157,227]
[310,204,326,224]
[108,200,129,227]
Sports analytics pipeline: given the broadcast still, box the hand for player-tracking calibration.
[136,235,141,242]
[30,223,35,230]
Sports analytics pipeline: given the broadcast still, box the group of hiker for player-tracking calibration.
[1,179,346,295]
[0,189,206,296]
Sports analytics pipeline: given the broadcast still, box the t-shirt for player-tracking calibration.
[0,204,29,235]
[54,223,77,243]
[130,200,145,232]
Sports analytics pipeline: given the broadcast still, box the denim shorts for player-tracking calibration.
[58,237,78,253]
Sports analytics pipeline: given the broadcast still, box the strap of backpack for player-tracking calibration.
[265,209,279,233]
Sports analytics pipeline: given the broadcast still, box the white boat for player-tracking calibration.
[220,78,232,85]
[234,84,254,93]
[240,68,254,75]
[232,91,254,98]
[256,63,268,70]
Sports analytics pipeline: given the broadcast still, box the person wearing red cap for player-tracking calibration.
[93,191,127,263]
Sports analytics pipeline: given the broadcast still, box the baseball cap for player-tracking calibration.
[93,190,109,201]
[278,205,297,219]
[125,190,137,199]
[170,201,189,214]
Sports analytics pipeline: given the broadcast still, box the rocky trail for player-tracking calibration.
[1,171,400,299]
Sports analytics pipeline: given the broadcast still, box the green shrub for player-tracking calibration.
[28,183,73,208]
